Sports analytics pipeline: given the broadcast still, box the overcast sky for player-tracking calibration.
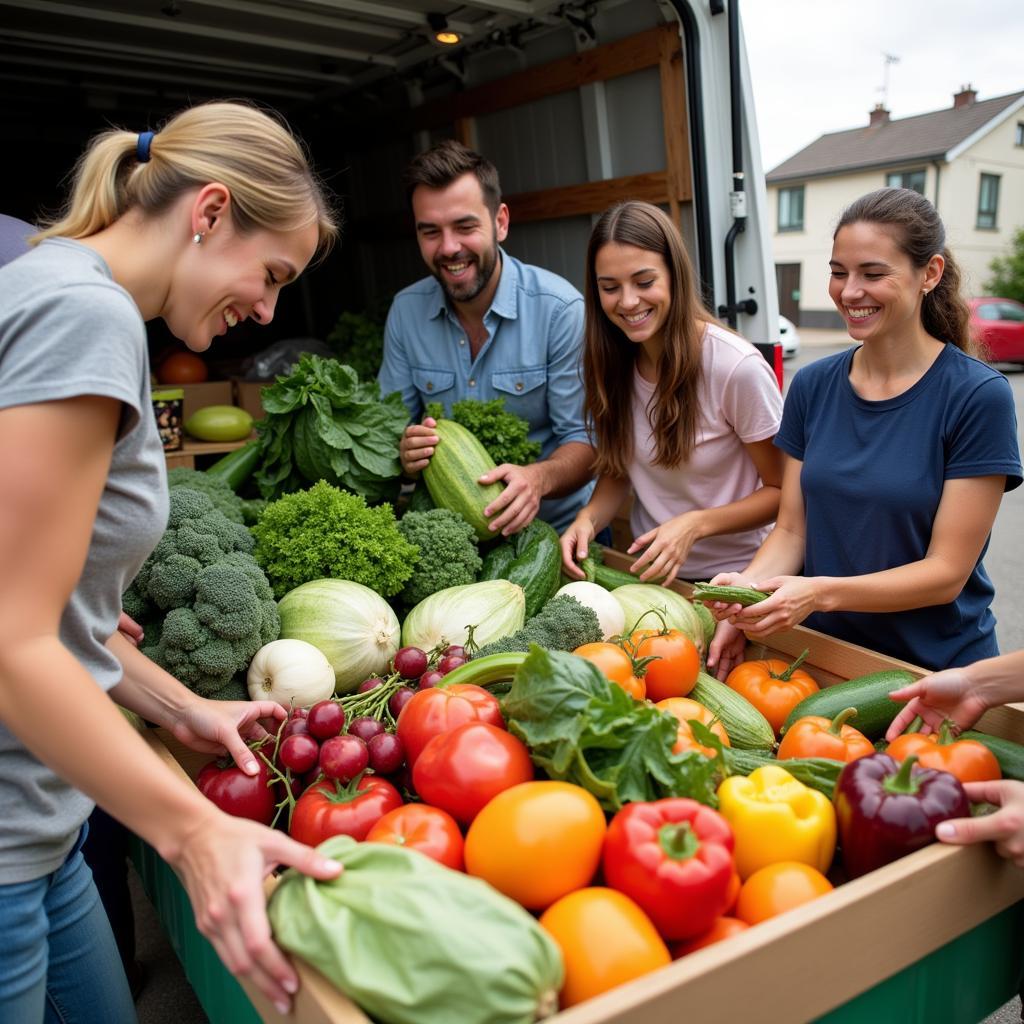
[740,0,1024,173]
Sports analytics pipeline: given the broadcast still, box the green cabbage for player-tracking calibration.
[269,836,562,1024]
[401,579,525,652]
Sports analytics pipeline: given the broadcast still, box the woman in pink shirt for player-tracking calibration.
[560,201,783,676]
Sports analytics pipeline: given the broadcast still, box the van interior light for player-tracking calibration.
[427,12,461,46]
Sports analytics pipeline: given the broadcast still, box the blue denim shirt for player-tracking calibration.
[379,250,594,532]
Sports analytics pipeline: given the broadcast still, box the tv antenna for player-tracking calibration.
[878,53,900,108]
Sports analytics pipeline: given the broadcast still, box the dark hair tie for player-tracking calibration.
[136,131,155,164]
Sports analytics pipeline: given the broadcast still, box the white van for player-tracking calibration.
[0,0,778,367]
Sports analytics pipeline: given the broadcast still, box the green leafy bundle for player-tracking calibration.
[425,398,540,466]
[501,646,718,811]
[252,480,417,599]
[254,356,408,503]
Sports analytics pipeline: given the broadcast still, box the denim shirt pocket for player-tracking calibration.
[412,366,456,410]
[492,366,547,427]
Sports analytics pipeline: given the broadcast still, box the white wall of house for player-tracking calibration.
[941,111,1024,295]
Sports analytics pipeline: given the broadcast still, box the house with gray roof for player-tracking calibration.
[766,87,1024,328]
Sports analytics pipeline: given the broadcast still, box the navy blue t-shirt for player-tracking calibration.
[775,344,1021,670]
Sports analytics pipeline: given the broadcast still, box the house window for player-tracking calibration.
[778,186,804,232]
[1016,122,1024,147]
[886,169,926,194]
[977,173,1000,229]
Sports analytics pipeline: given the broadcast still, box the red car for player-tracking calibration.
[969,297,1024,365]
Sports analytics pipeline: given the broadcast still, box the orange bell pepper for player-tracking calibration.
[886,722,1001,783]
[725,649,819,736]
[777,707,874,763]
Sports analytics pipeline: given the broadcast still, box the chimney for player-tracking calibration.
[953,84,977,109]
[869,103,890,127]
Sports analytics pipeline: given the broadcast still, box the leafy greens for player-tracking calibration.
[501,645,719,811]
[254,356,408,503]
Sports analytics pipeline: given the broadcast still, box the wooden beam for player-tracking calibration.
[453,116,476,149]
[413,23,680,131]
[506,171,690,225]
[658,22,691,225]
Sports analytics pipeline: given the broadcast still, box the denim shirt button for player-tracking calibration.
[426,382,434,391]
[515,382,524,391]
[458,338,466,346]
[468,378,476,387]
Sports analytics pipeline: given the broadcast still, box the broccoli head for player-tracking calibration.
[397,508,482,607]
[252,480,417,599]
[472,595,602,658]
[166,467,246,524]
[125,488,279,696]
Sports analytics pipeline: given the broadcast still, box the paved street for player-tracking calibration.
[135,330,1024,1024]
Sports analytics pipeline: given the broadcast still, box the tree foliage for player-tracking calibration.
[986,227,1024,304]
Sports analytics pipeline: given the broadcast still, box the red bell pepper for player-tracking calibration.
[834,753,969,879]
[602,797,735,941]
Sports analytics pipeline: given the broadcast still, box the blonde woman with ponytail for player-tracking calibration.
[0,101,339,1022]
[709,188,1022,673]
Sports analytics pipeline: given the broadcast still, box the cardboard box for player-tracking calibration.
[178,380,234,422]
[233,379,273,421]
[137,558,1024,1023]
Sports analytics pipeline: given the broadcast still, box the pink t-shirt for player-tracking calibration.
[628,323,783,578]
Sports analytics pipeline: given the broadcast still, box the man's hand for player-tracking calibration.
[479,463,544,536]
[399,416,440,476]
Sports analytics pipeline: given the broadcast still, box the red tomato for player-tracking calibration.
[289,776,402,845]
[157,350,209,384]
[631,630,700,702]
[366,804,465,871]
[413,722,534,825]
[197,753,276,825]
[396,683,504,766]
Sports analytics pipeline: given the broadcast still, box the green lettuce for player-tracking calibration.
[501,645,718,811]
[254,356,408,503]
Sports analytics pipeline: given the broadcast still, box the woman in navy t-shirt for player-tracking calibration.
[710,188,1021,670]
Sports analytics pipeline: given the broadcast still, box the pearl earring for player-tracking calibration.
[192,232,203,245]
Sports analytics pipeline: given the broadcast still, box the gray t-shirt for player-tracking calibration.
[0,238,168,883]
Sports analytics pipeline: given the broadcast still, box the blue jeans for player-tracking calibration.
[0,825,137,1024]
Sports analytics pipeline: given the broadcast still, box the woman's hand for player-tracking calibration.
[560,515,597,579]
[170,697,286,775]
[701,571,757,621]
[884,668,989,741]
[935,780,1024,867]
[727,575,818,639]
[117,611,144,646]
[626,512,702,585]
[170,807,342,1014]
[705,620,747,681]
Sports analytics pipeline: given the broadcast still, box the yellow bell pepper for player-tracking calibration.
[717,764,836,879]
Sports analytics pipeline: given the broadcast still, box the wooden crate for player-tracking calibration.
[136,559,1024,1024]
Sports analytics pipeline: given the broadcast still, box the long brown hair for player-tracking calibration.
[834,188,975,354]
[34,100,338,257]
[584,201,716,477]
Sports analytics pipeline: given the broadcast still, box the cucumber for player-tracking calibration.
[592,564,645,590]
[206,439,262,490]
[690,582,771,606]
[478,521,562,619]
[724,748,844,799]
[690,671,775,751]
[961,731,1024,781]
[422,419,504,542]
[781,669,917,740]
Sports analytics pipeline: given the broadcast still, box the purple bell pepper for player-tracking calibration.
[834,753,969,879]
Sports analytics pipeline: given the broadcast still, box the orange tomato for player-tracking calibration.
[725,651,819,736]
[540,888,671,1008]
[655,697,730,757]
[724,870,742,914]
[630,629,700,702]
[574,642,645,700]
[776,708,874,763]
[464,781,606,910]
[886,730,1001,783]
[670,916,749,958]
[734,862,833,925]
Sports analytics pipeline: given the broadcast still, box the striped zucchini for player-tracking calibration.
[725,748,844,799]
[781,669,917,740]
[962,731,1024,782]
[422,419,505,541]
[690,671,775,751]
